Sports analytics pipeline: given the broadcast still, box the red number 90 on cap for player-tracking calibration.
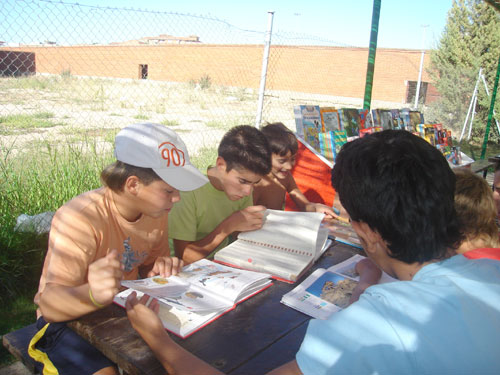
[158,142,186,167]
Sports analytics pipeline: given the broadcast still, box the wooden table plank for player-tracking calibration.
[230,321,309,375]
[469,159,494,178]
[68,242,361,375]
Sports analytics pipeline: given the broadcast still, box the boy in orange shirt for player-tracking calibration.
[253,122,337,218]
[29,123,208,375]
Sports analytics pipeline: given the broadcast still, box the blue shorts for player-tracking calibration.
[28,316,115,375]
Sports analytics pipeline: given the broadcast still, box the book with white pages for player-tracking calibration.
[280,254,396,319]
[214,209,331,283]
[113,259,272,338]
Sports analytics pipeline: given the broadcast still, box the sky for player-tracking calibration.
[2,0,453,49]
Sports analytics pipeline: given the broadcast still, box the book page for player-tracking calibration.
[215,239,312,282]
[175,259,271,303]
[281,255,396,319]
[237,209,325,257]
[121,274,230,312]
[314,228,331,261]
[120,259,270,311]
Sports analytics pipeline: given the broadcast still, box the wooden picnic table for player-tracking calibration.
[488,154,500,165]
[470,159,495,178]
[67,241,362,375]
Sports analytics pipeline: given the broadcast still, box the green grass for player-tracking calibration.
[191,146,217,173]
[205,120,222,128]
[0,112,61,135]
[205,116,254,130]
[0,76,61,91]
[0,137,115,365]
[57,127,120,143]
[161,119,180,127]
[134,114,149,120]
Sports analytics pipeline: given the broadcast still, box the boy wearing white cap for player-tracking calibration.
[29,123,208,375]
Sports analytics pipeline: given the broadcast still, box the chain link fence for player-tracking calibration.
[0,0,433,163]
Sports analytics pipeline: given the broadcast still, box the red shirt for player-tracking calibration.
[463,248,500,261]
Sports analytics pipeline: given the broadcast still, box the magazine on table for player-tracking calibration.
[322,219,362,249]
[214,209,331,283]
[114,259,272,338]
[280,254,396,319]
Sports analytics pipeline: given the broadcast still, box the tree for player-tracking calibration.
[428,0,500,143]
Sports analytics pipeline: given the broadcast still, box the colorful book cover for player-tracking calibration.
[318,132,326,157]
[339,108,360,137]
[326,132,336,161]
[358,109,370,130]
[416,123,425,138]
[294,105,321,138]
[433,123,444,145]
[390,109,402,129]
[319,131,336,162]
[359,128,373,138]
[333,130,347,155]
[359,126,383,138]
[423,124,436,145]
[370,109,381,127]
[320,107,341,132]
[409,111,422,131]
[400,108,411,130]
[304,122,321,153]
[379,110,393,130]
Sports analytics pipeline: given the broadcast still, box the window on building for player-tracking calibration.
[406,81,428,105]
[139,64,148,79]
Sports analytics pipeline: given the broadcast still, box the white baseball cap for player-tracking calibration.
[114,123,208,191]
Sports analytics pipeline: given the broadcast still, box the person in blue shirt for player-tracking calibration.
[124,129,500,375]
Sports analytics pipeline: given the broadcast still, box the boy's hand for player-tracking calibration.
[88,249,123,307]
[228,205,266,233]
[126,292,165,336]
[313,203,336,220]
[348,258,382,305]
[148,256,184,278]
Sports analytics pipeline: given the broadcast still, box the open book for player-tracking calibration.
[113,259,272,338]
[281,254,396,319]
[214,209,331,283]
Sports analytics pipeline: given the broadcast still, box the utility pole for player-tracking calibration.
[414,24,429,109]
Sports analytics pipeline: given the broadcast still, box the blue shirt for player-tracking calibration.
[296,255,500,374]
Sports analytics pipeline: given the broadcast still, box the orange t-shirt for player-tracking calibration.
[35,187,169,309]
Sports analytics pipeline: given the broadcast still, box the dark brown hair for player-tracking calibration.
[100,161,161,192]
[261,122,298,156]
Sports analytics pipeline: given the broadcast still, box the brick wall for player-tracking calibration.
[1,45,434,104]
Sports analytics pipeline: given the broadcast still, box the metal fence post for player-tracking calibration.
[255,11,274,128]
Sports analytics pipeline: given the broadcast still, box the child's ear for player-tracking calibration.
[124,176,141,196]
[215,156,227,171]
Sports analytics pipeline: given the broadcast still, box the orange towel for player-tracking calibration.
[285,138,336,211]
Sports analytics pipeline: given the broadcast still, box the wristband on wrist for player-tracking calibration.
[89,288,105,308]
